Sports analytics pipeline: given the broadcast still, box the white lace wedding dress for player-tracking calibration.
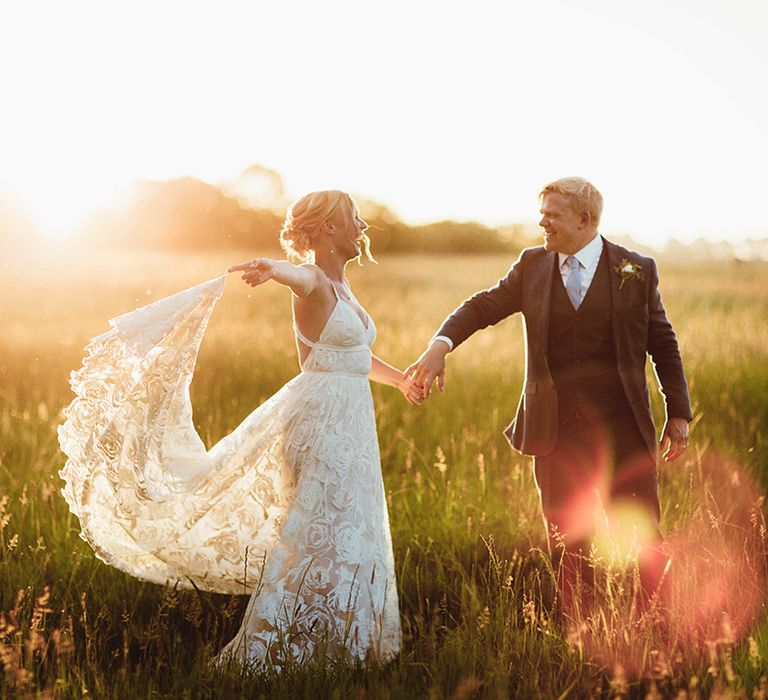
[58,276,401,667]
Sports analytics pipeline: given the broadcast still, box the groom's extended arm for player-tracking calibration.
[406,252,525,392]
[645,258,693,460]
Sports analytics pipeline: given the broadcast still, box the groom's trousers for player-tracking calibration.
[533,405,668,611]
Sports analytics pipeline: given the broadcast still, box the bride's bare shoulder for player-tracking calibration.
[291,264,333,304]
[298,264,330,289]
[298,262,323,276]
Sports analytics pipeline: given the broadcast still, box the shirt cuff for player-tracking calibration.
[431,335,454,351]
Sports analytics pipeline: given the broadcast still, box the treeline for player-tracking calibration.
[0,176,535,255]
[4,171,766,259]
[78,179,286,252]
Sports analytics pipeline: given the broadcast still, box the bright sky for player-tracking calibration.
[1,0,766,247]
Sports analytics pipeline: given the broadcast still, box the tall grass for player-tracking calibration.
[0,248,767,697]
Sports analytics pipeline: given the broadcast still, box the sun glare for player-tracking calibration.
[6,175,128,243]
[18,190,89,242]
[0,1,766,248]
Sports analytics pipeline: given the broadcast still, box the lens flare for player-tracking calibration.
[562,449,766,677]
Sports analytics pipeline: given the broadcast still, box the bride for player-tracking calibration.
[58,190,423,668]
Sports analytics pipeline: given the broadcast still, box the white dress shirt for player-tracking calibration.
[432,234,604,351]
[557,233,603,306]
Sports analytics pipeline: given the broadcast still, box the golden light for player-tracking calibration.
[1,2,766,250]
[564,450,765,678]
[592,499,660,567]
[8,177,121,242]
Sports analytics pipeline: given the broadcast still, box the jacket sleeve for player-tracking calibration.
[646,258,693,421]
[435,251,524,350]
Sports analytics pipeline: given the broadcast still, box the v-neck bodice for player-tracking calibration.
[293,298,376,376]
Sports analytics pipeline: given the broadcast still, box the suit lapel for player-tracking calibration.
[604,237,628,359]
[531,250,557,348]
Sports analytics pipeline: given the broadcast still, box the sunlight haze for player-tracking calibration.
[1,0,766,247]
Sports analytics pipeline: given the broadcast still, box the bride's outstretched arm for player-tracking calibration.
[369,355,425,405]
[227,259,321,298]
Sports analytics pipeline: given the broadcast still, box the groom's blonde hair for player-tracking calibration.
[540,177,603,227]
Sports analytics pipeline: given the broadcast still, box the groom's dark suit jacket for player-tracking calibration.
[436,237,692,459]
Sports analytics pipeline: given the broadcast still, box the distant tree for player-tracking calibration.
[356,198,410,254]
[357,200,519,255]
[71,175,527,256]
[76,178,283,251]
[498,223,541,251]
[225,164,288,211]
[388,220,515,254]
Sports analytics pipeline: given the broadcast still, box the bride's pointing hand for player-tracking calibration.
[228,259,277,287]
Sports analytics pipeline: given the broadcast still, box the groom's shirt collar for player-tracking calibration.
[557,233,602,271]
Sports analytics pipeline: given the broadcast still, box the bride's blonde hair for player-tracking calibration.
[280,190,374,263]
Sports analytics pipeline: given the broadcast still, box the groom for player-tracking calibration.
[407,177,691,609]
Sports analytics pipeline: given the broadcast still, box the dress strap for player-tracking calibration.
[293,323,318,349]
[292,271,339,348]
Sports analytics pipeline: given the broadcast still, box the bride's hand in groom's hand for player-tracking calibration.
[398,375,427,406]
[227,259,276,287]
[404,341,448,397]
[661,417,689,462]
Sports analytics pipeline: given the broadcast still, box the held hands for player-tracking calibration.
[404,340,449,398]
[661,417,689,462]
[398,374,428,406]
[227,259,277,287]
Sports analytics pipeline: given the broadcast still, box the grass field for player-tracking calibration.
[1,248,767,698]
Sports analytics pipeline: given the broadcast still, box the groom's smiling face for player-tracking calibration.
[539,193,593,255]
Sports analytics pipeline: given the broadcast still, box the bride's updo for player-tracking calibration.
[280,190,373,263]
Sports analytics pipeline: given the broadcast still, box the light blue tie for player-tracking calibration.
[564,255,583,310]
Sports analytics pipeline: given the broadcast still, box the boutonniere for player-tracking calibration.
[614,259,645,289]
